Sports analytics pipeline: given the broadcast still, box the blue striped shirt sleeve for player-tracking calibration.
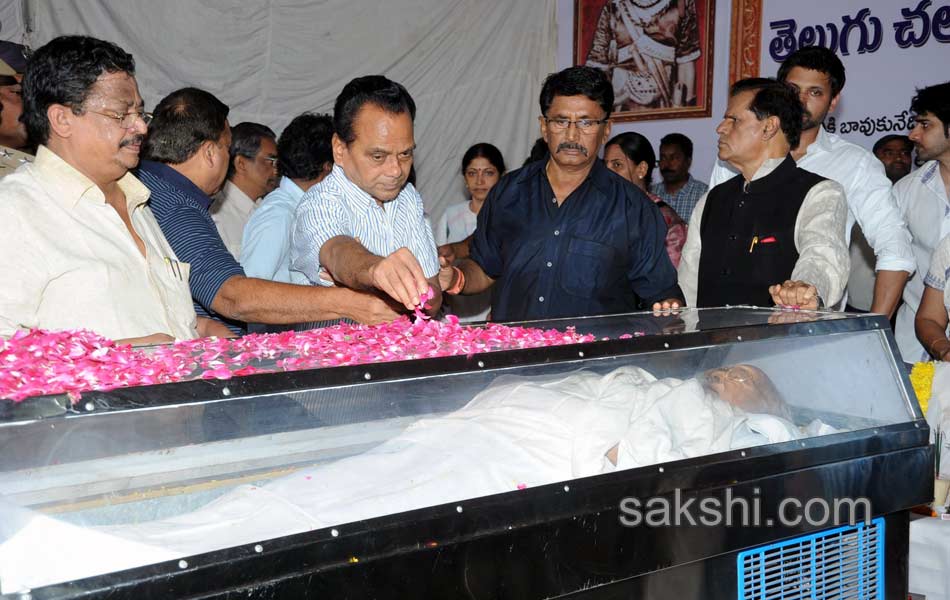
[291,187,352,286]
[160,200,245,310]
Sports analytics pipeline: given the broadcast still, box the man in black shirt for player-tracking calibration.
[441,66,682,322]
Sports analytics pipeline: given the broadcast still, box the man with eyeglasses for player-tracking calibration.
[0,35,217,344]
[210,122,279,259]
[442,66,683,322]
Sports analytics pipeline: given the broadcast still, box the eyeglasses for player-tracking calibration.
[544,117,608,133]
[86,109,153,129]
[261,156,278,167]
[703,367,751,386]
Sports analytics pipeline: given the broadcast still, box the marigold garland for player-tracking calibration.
[911,361,935,416]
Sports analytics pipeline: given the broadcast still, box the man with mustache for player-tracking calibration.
[873,135,914,184]
[210,122,278,259]
[0,36,211,344]
[442,66,683,321]
[709,47,915,318]
[290,75,442,316]
[651,133,707,222]
[891,82,950,362]
[139,87,401,335]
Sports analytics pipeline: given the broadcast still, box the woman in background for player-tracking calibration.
[604,132,686,268]
[433,143,506,321]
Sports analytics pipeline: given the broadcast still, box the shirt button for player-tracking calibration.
[738,201,745,208]
[546,261,553,268]
[554,230,560,236]
[552,198,557,204]
[721,268,731,276]
[729,234,737,241]
[539,296,545,302]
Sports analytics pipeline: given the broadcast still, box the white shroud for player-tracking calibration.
[0,366,810,592]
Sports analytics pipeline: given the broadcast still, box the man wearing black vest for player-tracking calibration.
[678,78,849,309]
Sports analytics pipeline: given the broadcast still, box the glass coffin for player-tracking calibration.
[0,308,930,598]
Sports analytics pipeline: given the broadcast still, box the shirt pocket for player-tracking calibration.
[154,259,197,332]
[560,236,617,298]
[749,232,791,282]
[752,233,783,253]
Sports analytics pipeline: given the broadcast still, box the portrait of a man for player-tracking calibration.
[575,0,715,121]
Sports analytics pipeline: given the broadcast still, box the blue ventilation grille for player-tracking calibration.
[737,517,885,599]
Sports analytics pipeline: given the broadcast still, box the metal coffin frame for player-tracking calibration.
[0,311,932,599]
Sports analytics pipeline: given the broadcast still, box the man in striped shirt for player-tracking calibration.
[291,76,442,315]
[140,87,401,333]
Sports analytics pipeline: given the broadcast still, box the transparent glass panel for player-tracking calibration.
[0,318,914,593]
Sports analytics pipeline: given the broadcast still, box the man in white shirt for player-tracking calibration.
[679,78,849,309]
[893,82,950,362]
[242,113,333,283]
[211,122,278,258]
[0,35,225,344]
[845,135,917,312]
[709,47,914,315]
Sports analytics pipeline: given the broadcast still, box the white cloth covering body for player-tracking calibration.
[0,366,808,592]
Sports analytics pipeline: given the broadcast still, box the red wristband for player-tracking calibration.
[446,266,465,295]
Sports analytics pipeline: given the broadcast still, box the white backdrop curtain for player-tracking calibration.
[6,0,556,224]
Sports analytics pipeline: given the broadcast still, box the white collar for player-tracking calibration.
[748,156,787,182]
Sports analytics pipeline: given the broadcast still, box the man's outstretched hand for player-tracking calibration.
[368,247,430,311]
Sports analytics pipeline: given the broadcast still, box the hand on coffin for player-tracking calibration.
[768,280,819,310]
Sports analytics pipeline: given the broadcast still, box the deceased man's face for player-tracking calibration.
[702,364,789,418]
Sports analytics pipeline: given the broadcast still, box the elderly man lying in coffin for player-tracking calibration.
[1,362,840,589]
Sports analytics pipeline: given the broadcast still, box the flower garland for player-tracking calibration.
[911,361,935,416]
[0,293,607,403]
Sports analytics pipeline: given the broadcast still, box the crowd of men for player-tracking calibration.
[0,34,948,366]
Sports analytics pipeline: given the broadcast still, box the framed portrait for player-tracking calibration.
[574,0,716,122]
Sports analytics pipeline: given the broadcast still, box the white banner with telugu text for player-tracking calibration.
[759,0,949,150]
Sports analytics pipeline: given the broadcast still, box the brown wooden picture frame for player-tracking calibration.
[573,0,717,122]
[728,0,762,85]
